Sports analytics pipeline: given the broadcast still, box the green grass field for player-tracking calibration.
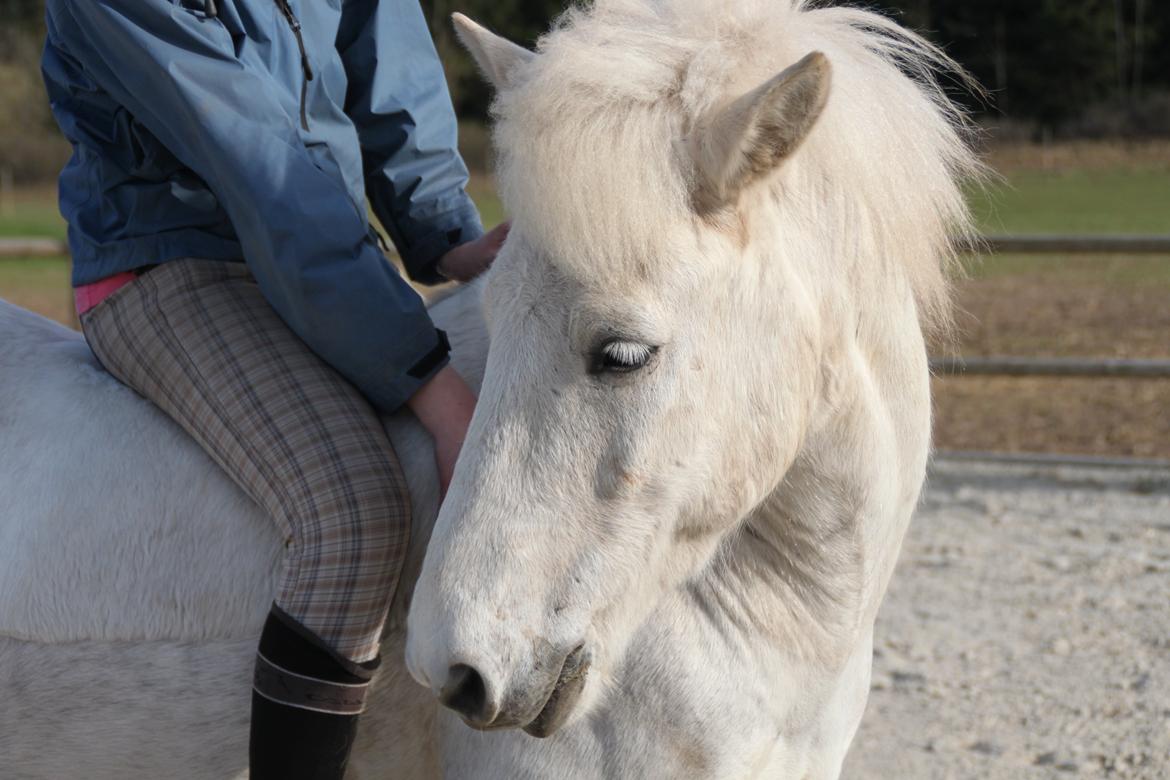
[5,165,1165,242]
[3,155,1168,326]
[0,188,65,240]
[968,168,1170,235]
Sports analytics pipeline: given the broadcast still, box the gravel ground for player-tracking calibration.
[843,460,1170,779]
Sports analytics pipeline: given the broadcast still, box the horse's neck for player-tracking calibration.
[688,287,930,667]
[383,280,492,631]
[687,451,870,670]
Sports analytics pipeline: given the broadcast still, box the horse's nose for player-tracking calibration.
[439,663,499,727]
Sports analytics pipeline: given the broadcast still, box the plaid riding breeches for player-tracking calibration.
[80,258,410,664]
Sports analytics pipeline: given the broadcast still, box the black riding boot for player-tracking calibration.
[249,608,378,780]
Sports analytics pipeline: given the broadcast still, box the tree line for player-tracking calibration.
[888,0,1170,133]
[422,0,1170,135]
[2,0,1168,181]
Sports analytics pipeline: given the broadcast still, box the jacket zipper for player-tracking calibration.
[274,0,314,131]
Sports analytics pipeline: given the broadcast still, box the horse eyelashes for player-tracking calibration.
[594,340,657,373]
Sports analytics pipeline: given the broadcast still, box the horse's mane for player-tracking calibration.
[492,0,984,336]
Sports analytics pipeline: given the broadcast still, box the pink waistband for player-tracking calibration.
[74,272,138,316]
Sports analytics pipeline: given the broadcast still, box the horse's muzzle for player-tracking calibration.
[521,643,591,738]
[437,642,591,737]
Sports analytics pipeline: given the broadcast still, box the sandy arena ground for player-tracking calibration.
[843,460,1170,779]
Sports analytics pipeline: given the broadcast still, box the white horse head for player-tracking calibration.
[407,0,979,741]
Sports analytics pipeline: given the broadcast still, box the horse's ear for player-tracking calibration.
[452,13,535,92]
[692,52,831,213]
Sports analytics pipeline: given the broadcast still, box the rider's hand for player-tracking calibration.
[406,365,476,502]
[436,221,510,282]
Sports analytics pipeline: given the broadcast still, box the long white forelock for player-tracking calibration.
[489,0,981,334]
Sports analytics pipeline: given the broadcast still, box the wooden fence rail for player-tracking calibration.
[5,234,1170,259]
[0,238,69,257]
[931,356,1170,379]
[963,234,1170,254]
[934,449,1170,471]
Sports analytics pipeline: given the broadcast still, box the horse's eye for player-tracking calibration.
[591,340,657,374]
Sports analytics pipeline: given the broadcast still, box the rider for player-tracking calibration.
[41,1,504,776]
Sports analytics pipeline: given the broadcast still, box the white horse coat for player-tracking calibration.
[0,286,483,778]
[0,1,978,777]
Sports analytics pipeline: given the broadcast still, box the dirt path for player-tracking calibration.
[843,460,1170,779]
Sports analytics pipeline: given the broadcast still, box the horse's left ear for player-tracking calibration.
[692,52,831,213]
[452,13,535,92]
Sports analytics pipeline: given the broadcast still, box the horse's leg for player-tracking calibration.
[803,629,875,780]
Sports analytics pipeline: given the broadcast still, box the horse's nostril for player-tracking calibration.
[439,663,493,725]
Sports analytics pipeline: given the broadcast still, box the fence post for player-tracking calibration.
[0,166,13,218]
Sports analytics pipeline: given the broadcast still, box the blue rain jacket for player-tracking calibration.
[42,0,483,411]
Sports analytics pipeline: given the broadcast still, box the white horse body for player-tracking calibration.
[0,283,882,779]
[1,2,977,777]
[0,291,475,778]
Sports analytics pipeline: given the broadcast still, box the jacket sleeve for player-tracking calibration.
[337,0,484,285]
[47,0,448,412]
